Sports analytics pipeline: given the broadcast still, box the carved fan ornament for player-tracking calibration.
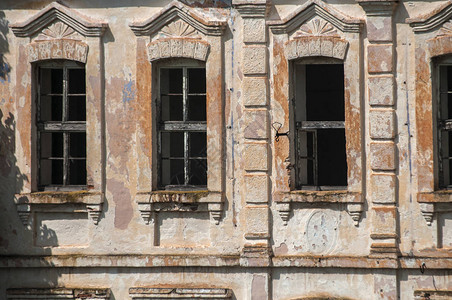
[36,21,82,41]
[293,17,339,38]
[160,19,199,38]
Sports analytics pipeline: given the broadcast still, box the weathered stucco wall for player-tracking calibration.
[0,0,451,299]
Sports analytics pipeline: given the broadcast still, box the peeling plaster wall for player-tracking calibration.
[0,0,452,299]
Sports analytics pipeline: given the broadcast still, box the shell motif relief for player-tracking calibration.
[294,17,339,38]
[160,19,199,38]
[36,21,81,41]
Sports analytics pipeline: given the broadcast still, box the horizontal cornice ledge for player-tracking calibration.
[357,0,398,17]
[9,2,107,38]
[407,1,452,32]
[233,0,270,17]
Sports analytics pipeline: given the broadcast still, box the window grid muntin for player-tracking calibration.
[37,63,86,191]
[438,64,452,189]
[158,66,207,189]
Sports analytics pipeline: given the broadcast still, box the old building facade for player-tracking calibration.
[0,0,451,299]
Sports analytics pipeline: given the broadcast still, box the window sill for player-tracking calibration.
[286,190,359,203]
[275,191,362,226]
[7,288,111,300]
[136,190,224,225]
[418,190,452,203]
[14,191,104,226]
[417,191,452,225]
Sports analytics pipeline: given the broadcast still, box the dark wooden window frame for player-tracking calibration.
[292,60,347,191]
[436,61,452,189]
[36,61,86,191]
[156,60,207,190]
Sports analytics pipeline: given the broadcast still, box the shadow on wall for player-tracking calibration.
[0,10,61,296]
[0,11,10,81]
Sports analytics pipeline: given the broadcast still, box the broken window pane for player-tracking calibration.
[189,132,207,158]
[295,63,347,189]
[189,159,207,185]
[161,159,185,186]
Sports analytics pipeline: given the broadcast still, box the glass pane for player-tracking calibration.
[40,159,63,185]
[68,96,86,121]
[188,96,206,121]
[40,132,63,158]
[161,95,183,121]
[188,68,206,94]
[448,94,452,120]
[160,68,183,94]
[69,133,86,158]
[161,132,184,158]
[40,95,62,121]
[68,68,86,94]
[188,159,207,185]
[161,158,185,186]
[69,159,86,185]
[305,64,344,121]
[317,129,347,186]
[296,131,315,187]
[448,66,452,91]
[189,132,206,158]
[40,68,63,94]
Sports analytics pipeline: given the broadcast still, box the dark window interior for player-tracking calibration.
[38,66,86,190]
[295,64,347,189]
[438,65,452,188]
[159,67,207,189]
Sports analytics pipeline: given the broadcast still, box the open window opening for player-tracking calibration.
[36,62,86,191]
[293,62,347,190]
[437,63,452,189]
[158,64,207,190]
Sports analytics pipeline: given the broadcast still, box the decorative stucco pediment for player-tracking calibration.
[129,1,226,37]
[9,2,107,38]
[407,1,452,33]
[267,0,362,35]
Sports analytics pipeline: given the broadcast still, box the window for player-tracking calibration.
[158,64,207,189]
[437,63,452,188]
[293,62,347,190]
[36,62,86,191]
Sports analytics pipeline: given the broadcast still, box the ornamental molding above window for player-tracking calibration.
[129,1,226,37]
[267,0,363,35]
[9,2,107,37]
[285,37,349,60]
[10,2,107,64]
[131,1,227,226]
[407,1,452,32]
[130,1,226,62]
[10,2,108,227]
[408,4,452,226]
[268,0,364,227]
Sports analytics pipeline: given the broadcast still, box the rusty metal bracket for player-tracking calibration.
[272,122,289,142]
